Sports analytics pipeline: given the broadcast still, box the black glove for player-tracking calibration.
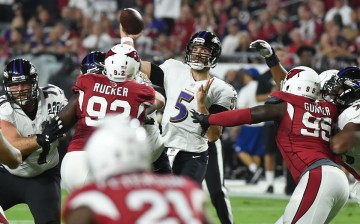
[190,109,210,137]
[36,116,64,147]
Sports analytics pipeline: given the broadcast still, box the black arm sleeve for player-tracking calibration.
[209,104,228,114]
[150,63,165,88]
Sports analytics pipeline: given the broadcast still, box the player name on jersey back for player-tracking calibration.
[304,102,331,116]
[93,83,128,97]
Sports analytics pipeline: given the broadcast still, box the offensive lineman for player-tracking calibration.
[0,58,68,223]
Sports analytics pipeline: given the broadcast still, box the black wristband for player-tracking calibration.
[265,48,280,67]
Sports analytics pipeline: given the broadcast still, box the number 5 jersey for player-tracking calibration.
[160,59,237,153]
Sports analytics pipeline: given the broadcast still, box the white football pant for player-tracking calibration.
[276,165,349,224]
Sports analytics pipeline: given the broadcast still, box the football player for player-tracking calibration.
[53,45,157,192]
[125,30,236,224]
[323,67,360,179]
[135,72,170,169]
[79,51,106,75]
[191,66,350,224]
[63,116,210,224]
[250,40,360,179]
[0,58,68,223]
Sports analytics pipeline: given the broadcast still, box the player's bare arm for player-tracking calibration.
[331,122,360,154]
[191,102,285,133]
[1,119,41,155]
[57,94,79,133]
[0,131,22,168]
[249,40,287,87]
[195,78,221,141]
[146,91,165,115]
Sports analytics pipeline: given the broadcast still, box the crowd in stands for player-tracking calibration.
[0,0,360,185]
[0,0,359,67]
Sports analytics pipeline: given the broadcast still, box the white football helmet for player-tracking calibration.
[85,116,150,182]
[281,66,320,100]
[104,44,141,82]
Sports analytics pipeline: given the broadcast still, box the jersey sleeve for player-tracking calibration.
[63,188,120,221]
[45,84,68,108]
[0,98,14,123]
[338,103,360,129]
[72,75,92,93]
[137,83,155,106]
[212,80,238,111]
[159,59,185,92]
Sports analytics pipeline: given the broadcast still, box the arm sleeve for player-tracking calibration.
[149,63,164,88]
[208,108,252,126]
[209,104,228,114]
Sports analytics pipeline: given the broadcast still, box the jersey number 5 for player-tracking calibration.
[170,91,194,123]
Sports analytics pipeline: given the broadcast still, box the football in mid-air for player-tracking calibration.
[120,8,144,35]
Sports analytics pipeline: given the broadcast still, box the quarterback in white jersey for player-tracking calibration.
[160,59,236,153]
[0,59,67,224]
[141,31,237,186]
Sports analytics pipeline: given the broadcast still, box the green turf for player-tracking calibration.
[4,195,360,223]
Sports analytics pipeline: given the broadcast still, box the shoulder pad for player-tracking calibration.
[160,59,184,70]
[42,84,63,96]
[265,96,284,104]
[0,100,14,116]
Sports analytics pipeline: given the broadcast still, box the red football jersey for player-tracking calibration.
[63,173,207,224]
[68,74,155,152]
[271,91,338,183]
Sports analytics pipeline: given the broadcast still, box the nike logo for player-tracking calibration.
[192,156,201,158]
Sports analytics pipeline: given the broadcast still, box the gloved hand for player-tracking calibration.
[190,109,210,137]
[36,116,64,147]
[249,40,273,58]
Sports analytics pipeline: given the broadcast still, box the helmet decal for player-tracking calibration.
[286,68,304,80]
[125,50,140,62]
[105,49,116,59]
[104,44,140,82]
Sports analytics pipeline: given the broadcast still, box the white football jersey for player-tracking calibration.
[144,111,164,162]
[160,59,237,153]
[0,84,68,177]
[338,100,360,176]
[136,72,165,162]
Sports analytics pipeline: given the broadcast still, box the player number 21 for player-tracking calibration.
[126,189,202,223]
[301,112,332,141]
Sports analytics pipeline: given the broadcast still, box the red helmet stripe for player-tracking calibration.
[286,68,304,79]
[125,51,140,62]
[105,49,116,59]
